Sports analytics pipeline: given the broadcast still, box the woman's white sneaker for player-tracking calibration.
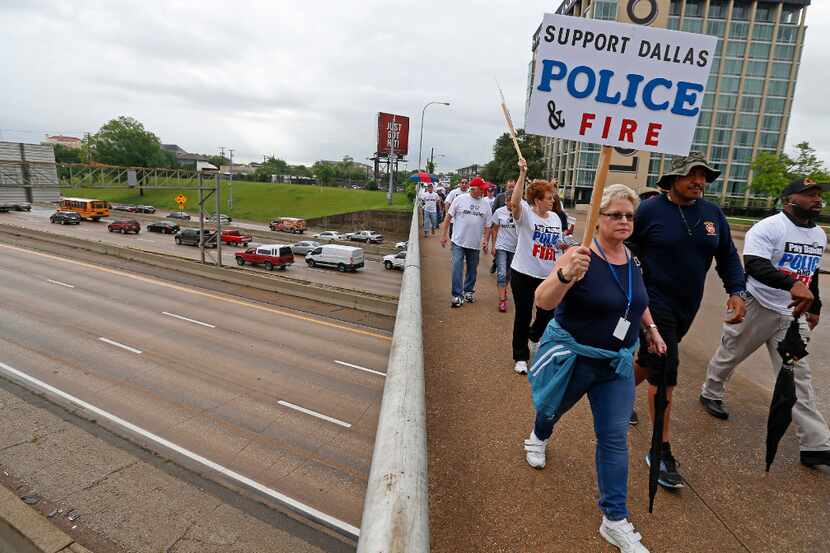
[514,361,528,374]
[599,517,650,553]
[523,431,548,469]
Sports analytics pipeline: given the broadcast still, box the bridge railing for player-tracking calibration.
[357,200,429,552]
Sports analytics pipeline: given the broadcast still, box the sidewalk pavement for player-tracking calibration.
[421,224,830,552]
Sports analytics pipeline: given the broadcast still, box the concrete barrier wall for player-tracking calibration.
[306,210,412,237]
[0,223,398,317]
[357,202,428,552]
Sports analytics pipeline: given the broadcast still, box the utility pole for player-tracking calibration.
[228,148,235,211]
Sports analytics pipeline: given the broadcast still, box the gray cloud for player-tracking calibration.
[2,0,828,172]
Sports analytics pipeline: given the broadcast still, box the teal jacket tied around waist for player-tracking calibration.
[528,319,639,419]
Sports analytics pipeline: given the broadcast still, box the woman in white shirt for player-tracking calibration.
[509,159,564,374]
[490,199,518,312]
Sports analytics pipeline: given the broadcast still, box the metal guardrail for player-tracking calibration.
[357,202,428,552]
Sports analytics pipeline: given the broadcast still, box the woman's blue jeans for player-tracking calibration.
[495,249,515,288]
[533,358,635,521]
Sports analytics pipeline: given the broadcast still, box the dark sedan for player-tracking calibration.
[167,212,192,221]
[49,211,81,225]
[147,221,181,234]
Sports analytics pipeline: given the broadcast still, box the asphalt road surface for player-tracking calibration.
[0,243,390,530]
[1,208,403,298]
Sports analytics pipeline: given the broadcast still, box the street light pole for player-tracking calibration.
[417,101,450,171]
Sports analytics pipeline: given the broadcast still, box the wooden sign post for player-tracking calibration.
[581,145,613,248]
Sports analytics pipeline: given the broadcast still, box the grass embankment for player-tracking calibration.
[70,180,410,222]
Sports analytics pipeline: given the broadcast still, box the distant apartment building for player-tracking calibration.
[161,144,212,169]
[530,0,810,207]
[44,135,82,149]
[457,164,482,179]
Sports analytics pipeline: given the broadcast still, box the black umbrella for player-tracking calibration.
[765,319,808,472]
[648,354,668,513]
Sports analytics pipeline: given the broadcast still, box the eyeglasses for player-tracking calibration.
[600,212,635,221]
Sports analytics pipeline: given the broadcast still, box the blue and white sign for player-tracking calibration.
[526,14,717,155]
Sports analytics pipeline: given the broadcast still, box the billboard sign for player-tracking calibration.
[526,14,717,155]
[377,113,410,157]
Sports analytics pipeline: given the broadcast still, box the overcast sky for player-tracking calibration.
[1,0,828,170]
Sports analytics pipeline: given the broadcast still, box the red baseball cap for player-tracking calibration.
[469,177,488,189]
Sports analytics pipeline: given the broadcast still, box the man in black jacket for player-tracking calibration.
[629,152,747,489]
[700,178,830,468]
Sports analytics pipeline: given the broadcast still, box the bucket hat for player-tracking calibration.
[656,152,720,190]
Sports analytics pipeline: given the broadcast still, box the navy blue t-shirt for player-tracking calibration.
[628,194,744,323]
[555,250,648,362]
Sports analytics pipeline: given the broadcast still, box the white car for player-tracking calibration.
[312,231,343,242]
[383,251,407,270]
[306,244,365,272]
[395,241,408,251]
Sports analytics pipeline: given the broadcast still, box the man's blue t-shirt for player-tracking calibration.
[555,250,648,371]
[628,194,745,323]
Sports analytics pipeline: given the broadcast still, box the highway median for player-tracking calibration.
[0,222,398,319]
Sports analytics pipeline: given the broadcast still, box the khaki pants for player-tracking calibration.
[702,296,830,452]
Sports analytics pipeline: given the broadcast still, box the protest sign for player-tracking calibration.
[526,14,717,156]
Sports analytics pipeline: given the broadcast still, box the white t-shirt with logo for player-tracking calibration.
[510,200,563,279]
[744,212,827,316]
[491,206,518,253]
[419,190,440,213]
[485,196,495,212]
[448,193,491,250]
[445,187,466,207]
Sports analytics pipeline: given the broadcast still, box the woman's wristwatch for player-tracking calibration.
[557,267,572,284]
[645,323,658,332]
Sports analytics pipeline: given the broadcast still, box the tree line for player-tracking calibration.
[50,116,377,186]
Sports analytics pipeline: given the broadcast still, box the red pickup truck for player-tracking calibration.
[220,229,253,247]
[235,244,294,271]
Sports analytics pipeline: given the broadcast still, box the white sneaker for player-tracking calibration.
[513,360,528,374]
[600,518,650,553]
[523,431,548,469]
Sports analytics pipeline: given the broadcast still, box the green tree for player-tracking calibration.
[50,143,82,163]
[255,156,290,181]
[426,159,435,174]
[788,142,828,181]
[87,116,169,168]
[313,162,335,185]
[291,164,312,177]
[481,129,545,184]
[750,151,791,197]
[208,155,228,168]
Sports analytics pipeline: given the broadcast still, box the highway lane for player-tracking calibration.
[0,244,390,529]
[0,208,403,298]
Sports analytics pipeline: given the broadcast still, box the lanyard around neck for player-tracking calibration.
[594,239,632,319]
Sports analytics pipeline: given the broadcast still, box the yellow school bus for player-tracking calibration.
[59,197,110,221]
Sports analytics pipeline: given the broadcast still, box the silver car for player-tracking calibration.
[291,240,321,256]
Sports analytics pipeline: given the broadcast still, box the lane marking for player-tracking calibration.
[46,279,75,289]
[0,361,359,538]
[98,337,143,354]
[0,244,391,341]
[277,401,352,428]
[335,360,386,377]
[162,311,216,328]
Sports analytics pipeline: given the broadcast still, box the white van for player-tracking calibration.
[305,244,365,272]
